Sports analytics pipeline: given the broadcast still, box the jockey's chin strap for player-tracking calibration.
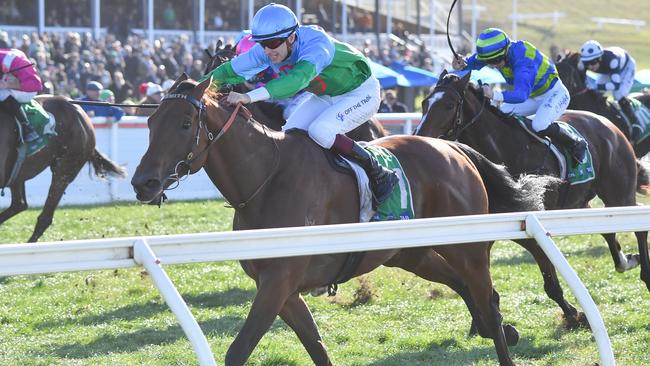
[433,85,486,140]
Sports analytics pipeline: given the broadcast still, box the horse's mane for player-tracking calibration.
[438,74,520,127]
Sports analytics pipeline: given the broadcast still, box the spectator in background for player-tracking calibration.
[378,90,408,113]
[94,88,125,121]
[110,71,134,103]
[161,79,175,93]
[136,83,162,116]
[0,31,10,48]
[78,81,103,117]
[137,82,150,100]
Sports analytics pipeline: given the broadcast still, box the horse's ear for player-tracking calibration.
[216,39,223,50]
[196,74,213,93]
[167,73,188,94]
[439,69,448,79]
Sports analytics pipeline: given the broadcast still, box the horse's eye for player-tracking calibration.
[446,103,455,110]
[182,120,192,129]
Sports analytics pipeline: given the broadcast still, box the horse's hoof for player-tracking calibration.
[564,311,590,330]
[503,324,519,346]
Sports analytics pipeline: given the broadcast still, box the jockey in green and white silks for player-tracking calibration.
[453,27,586,164]
[203,3,397,208]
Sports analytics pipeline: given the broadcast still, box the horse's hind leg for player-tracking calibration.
[602,233,639,272]
[278,293,332,365]
[0,181,27,225]
[29,160,85,242]
[385,249,487,337]
[516,238,587,328]
[635,231,650,292]
[439,244,514,366]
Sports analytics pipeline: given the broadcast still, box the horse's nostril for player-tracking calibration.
[144,179,161,189]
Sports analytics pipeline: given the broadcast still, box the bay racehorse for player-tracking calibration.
[555,51,650,157]
[0,95,126,242]
[415,72,650,311]
[131,74,556,365]
[203,41,388,141]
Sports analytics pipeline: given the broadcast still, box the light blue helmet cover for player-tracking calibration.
[251,3,299,41]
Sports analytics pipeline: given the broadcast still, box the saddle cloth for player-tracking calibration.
[515,117,595,185]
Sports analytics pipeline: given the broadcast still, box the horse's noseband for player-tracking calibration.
[159,91,251,191]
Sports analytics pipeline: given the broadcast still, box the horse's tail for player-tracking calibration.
[90,149,127,179]
[637,158,650,195]
[452,142,560,213]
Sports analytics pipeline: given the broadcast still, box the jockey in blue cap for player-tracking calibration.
[453,28,586,164]
[203,3,398,208]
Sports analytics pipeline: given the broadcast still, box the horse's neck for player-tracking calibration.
[460,102,550,173]
[204,109,285,206]
[573,93,625,127]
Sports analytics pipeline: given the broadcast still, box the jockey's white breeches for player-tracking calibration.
[0,89,36,103]
[499,79,571,132]
[282,75,381,148]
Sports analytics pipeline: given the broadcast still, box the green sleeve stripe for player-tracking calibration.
[203,62,246,86]
[265,61,317,100]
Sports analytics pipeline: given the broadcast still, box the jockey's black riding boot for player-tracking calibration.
[0,96,39,143]
[331,134,399,208]
[540,123,587,165]
[619,97,642,141]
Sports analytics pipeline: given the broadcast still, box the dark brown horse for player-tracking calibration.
[0,95,126,242]
[555,51,650,157]
[203,41,389,141]
[131,74,555,365]
[415,72,650,302]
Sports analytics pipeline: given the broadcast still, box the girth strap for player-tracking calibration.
[327,252,366,296]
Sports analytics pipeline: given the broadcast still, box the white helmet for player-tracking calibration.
[580,40,603,62]
[251,3,299,41]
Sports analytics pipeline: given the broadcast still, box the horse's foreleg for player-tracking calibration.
[634,231,650,292]
[278,293,332,365]
[439,244,515,366]
[516,238,587,328]
[0,182,27,226]
[602,233,640,272]
[225,269,299,366]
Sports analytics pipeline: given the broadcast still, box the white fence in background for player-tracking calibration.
[591,17,647,31]
[509,11,566,27]
[0,113,422,208]
[3,206,648,366]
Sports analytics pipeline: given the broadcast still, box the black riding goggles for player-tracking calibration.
[257,37,287,50]
[584,58,601,66]
[485,55,505,65]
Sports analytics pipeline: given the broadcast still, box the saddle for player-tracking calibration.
[514,117,595,185]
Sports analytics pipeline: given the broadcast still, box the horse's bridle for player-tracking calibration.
[430,84,487,140]
[160,91,279,209]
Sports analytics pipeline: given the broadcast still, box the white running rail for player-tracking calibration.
[2,206,648,365]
